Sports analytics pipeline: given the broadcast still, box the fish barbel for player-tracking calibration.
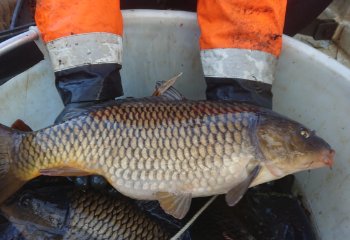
[1,186,170,240]
[0,99,334,218]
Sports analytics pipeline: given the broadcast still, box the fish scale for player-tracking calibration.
[63,190,170,240]
[14,101,255,199]
[1,185,172,239]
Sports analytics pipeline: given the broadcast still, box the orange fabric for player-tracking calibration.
[35,0,123,43]
[197,0,287,56]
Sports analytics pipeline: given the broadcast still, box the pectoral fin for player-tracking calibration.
[40,167,92,176]
[225,165,261,206]
[156,192,192,219]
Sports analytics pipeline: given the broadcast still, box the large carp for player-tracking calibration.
[0,99,334,218]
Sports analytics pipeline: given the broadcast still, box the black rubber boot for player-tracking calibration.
[54,63,123,123]
[205,77,272,109]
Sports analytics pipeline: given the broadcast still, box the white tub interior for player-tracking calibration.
[1,10,350,240]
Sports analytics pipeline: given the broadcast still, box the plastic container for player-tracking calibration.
[0,10,349,240]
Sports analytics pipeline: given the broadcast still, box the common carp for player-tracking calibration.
[1,186,170,240]
[0,99,334,218]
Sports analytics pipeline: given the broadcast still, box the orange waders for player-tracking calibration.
[197,0,287,108]
[35,0,124,106]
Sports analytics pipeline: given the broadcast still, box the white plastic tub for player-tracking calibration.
[1,10,349,240]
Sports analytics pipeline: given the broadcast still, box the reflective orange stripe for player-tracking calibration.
[35,0,123,43]
[197,0,287,56]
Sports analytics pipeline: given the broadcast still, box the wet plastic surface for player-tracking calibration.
[188,176,316,240]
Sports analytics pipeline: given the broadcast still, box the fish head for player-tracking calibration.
[0,190,66,232]
[256,112,334,177]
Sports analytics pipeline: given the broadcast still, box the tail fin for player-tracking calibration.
[0,124,25,204]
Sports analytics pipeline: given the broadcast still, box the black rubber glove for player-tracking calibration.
[205,77,272,109]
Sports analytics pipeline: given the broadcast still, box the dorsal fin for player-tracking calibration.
[154,82,185,100]
[152,73,185,100]
[11,119,33,132]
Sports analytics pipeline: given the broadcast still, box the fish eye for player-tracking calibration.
[300,128,310,139]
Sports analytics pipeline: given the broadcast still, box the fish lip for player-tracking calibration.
[323,149,335,169]
[309,149,335,170]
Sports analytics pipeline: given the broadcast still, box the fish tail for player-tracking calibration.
[0,124,25,204]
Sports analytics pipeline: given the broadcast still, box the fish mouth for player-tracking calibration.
[310,148,335,169]
[321,149,335,169]
[304,149,335,170]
